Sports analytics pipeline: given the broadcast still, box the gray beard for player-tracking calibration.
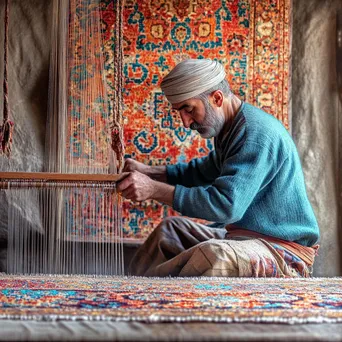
[190,101,225,139]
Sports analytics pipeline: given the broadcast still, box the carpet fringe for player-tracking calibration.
[1,273,341,283]
[0,313,341,325]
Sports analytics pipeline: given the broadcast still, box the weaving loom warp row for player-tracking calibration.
[6,186,124,275]
[1,0,126,276]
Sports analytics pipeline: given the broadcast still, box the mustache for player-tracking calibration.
[190,122,203,130]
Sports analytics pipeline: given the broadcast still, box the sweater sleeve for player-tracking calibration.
[166,150,220,187]
[172,140,282,223]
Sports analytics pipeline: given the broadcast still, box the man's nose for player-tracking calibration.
[180,112,193,128]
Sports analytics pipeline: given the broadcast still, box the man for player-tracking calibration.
[117,58,319,278]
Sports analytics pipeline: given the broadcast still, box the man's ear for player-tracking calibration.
[211,90,224,107]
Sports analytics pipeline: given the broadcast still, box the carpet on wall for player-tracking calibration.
[68,0,291,241]
[0,275,340,323]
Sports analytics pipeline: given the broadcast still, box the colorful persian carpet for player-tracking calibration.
[67,0,292,241]
[115,0,291,241]
[0,276,341,324]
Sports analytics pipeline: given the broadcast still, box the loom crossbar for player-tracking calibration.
[0,172,127,189]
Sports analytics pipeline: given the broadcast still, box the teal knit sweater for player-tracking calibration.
[166,102,319,247]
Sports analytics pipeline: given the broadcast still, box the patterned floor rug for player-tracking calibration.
[0,275,341,324]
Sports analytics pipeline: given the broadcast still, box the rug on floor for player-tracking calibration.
[0,275,341,324]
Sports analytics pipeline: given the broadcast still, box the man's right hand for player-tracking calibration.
[123,158,151,175]
[122,158,168,183]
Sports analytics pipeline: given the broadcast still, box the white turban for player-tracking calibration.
[160,59,226,104]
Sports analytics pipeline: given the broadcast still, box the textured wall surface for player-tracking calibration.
[0,0,51,249]
[292,0,342,276]
[0,0,341,275]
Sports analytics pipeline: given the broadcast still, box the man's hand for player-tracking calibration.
[123,158,151,175]
[122,158,168,183]
[117,171,155,202]
[117,170,175,206]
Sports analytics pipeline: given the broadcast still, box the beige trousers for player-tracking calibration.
[128,217,307,277]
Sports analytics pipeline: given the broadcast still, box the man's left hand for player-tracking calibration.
[117,171,155,202]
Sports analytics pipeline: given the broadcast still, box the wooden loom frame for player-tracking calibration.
[0,172,127,189]
[0,172,125,182]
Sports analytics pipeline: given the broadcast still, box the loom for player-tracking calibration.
[0,0,126,276]
[0,172,126,275]
[0,172,124,189]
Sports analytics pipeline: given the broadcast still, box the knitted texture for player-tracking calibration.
[167,103,319,247]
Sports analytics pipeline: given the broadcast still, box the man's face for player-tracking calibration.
[171,97,225,139]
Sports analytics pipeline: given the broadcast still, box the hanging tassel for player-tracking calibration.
[1,0,14,157]
[111,123,125,172]
[0,119,14,157]
[110,0,125,172]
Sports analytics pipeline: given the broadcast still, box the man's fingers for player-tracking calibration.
[116,170,150,202]
[122,163,130,172]
[117,173,133,192]
[121,186,139,201]
[117,172,129,182]
[121,187,134,199]
[123,158,134,172]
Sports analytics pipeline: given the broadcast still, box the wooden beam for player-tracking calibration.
[0,172,128,183]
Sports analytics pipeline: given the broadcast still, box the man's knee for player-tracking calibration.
[198,240,239,275]
[154,216,189,236]
[179,240,239,277]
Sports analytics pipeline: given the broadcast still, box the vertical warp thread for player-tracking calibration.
[5,0,125,276]
[110,0,125,172]
[0,0,14,157]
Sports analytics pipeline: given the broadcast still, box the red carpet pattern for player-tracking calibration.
[69,0,291,240]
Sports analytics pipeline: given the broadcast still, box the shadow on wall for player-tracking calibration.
[337,4,342,277]
[292,0,342,276]
[0,0,52,272]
